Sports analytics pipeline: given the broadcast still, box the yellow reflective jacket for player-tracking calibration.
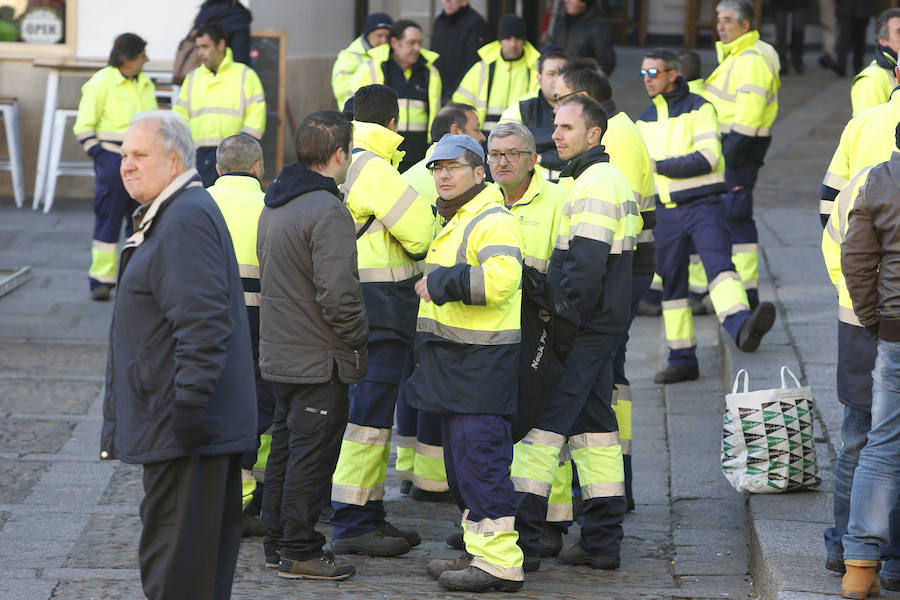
[602,101,656,274]
[550,146,639,333]
[703,30,780,138]
[403,143,438,206]
[340,120,435,341]
[851,49,898,117]
[332,37,384,109]
[821,166,874,326]
[207,174,265,355]
[173,48,266,147]
[452,40,539,132]
[73,66,157,155]
[498,168,566,274]
[687,78,705,94]
[819,89,900,226]
[636,77,725,207]
[405,184,524,416]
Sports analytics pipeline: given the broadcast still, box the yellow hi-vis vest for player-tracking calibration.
[332,37,384,109]
[73,66,157,154]
[498,168,566,274]
[173,48,266,147]
[819,89,900,225]
[851,59,898,117]
[702,30,780,137]
[822,166,875,326]
[206,173,264,293]
[349,44,443,143]
[604,110,656,248]
[452,40,539,132]
[340,120,435,284]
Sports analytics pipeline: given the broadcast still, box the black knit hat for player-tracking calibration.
[363,12,393,37]
[497,14,526,40]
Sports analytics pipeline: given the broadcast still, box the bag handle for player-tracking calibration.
[732,369,749,394]
[780,366,801,389]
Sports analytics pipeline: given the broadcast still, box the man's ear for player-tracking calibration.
[388,116,398,132]
[449,123,462,135]
[251,160,262,179]
[216,164,223,176]
[474,165,486,184]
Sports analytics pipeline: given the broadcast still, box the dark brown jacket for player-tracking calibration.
[842,152,900,340]
[257,162,369,384]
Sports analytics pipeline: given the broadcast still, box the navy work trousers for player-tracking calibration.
[515,329,625,559]
[90,149,137,290]
[724,161,761,308]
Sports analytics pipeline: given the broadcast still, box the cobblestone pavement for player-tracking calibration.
[0,46,883,599]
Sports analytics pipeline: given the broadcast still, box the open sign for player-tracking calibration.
[20,8,63,44]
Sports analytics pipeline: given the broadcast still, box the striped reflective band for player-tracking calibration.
[342,151,378,192]
[511,476,551,496]
[569,431,620,449]
[520,428,566,449]
[698,148,719,170]
[359,263,419,283]
[667,171,725,192]
[189,106,244,119]
[456,207,508,263]
[823,171,849,191]
[241,126,263,139]
[524,256,549,273]
[343,423,391,446]
[463,512,516,536]
[381,186,420,229]
[332,482,384,505]
[717,302,748,323]
[417,317,520,345]
[582,481,625,498]
[730,123,771,137]
[469,266,486,305]
[709,270,740,293]
[732,243,758,254]
[838,305,862,326]
[693,131,718,143]
[92,240,118,253]
[476,244,523,264]
[239,264,260,278]
[244,292,260,307]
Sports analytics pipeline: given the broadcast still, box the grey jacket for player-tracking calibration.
[101,170,257,464]
[257,162,369,383]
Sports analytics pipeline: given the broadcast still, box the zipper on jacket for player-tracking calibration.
[354,350,360,370]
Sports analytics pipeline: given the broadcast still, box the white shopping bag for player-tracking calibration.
[721,366,821,493]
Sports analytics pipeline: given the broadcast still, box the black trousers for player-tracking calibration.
[774,3,806,65]
[139,453,243,600]
[262,376,350,561]
[836,17,869,74]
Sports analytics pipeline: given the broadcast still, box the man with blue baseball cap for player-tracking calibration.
[403,133,527,593]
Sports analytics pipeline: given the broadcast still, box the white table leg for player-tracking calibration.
[33,69,59,211]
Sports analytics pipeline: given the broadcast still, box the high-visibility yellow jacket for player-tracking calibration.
[73,66,157,155]
[818,88,900,227]
[850,47,898,117]
[822,166,874,326]
[549,146,639,333]
[452,40,539,132]
[601,100,656,275]
[348,44,441,160]
[206,174,265,357]
[636,77,726,207]
[703,30,780,141]
[173,48,266,147]
[340,120,435,342]
[332,37,385,109]
[687,78,705,94]
[402,143,438,206]
[405,184,524,416]
[498,168,566,274]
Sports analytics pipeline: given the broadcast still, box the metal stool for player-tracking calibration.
[0,98,26,208]
[38,108,92,213]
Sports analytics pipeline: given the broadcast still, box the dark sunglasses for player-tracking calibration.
[640,68,669,79]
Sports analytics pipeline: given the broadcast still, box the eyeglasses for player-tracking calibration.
[640,68,669,79]
[427,163,478,175]
[553,90,584,104]
[486,150,531,164]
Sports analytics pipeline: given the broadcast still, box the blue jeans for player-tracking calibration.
[843,340,900,573]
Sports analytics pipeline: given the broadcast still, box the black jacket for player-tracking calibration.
[550,4,616,75]
[101,171,257,464]
[257,162,369,384]
[431,5,489,104]
[836,0,878,20]
[519,91,567,174]
[193,0,252,64]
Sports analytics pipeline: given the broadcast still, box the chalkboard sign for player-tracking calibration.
[250,29,286,182]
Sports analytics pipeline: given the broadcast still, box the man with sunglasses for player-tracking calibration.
[403,134,526,592]
[702,0,780,311]
[636,49,775,385]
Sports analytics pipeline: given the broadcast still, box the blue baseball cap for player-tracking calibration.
[426,134,485,168]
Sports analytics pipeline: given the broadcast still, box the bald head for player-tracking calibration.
[216,134,264,178]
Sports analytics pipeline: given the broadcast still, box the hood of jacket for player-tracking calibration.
[369,42,440,69]
[352,120,406,166]
[475,39,540,66]
[876,43,899,70]
[264,162,342,208]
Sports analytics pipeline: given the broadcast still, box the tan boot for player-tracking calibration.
[842,559,880,599]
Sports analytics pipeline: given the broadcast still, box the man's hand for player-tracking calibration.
[415,276,432,302]
[651,160,657,173]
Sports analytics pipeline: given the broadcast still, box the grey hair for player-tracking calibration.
[216,134,263,174]
[715,0,754,28]
[129,110,196,169]
[488,121,537,155]
[876,8,900,40]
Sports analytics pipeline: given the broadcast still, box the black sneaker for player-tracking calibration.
[375,520,421,547]
[736,301,776,352]
[241,512,267,537]
[524,555,541,572]
[446,530,465,550]
[400,480,412,495]
[410,486,455,503]
[91,285,111,301]
[426,553,473,579]
[882,575,900,591]
[653,364,699,384]
[438,565,524,592]
[278,551,355,580]
[540,524,563,557]
[331,529,410,557]
[826,557,846,574]
[265,550,280,569]
[558,542,620,570]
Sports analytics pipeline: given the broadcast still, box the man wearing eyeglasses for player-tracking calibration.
[403,134,526,592]
[702,0,780,311]
[636,49,775,386]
